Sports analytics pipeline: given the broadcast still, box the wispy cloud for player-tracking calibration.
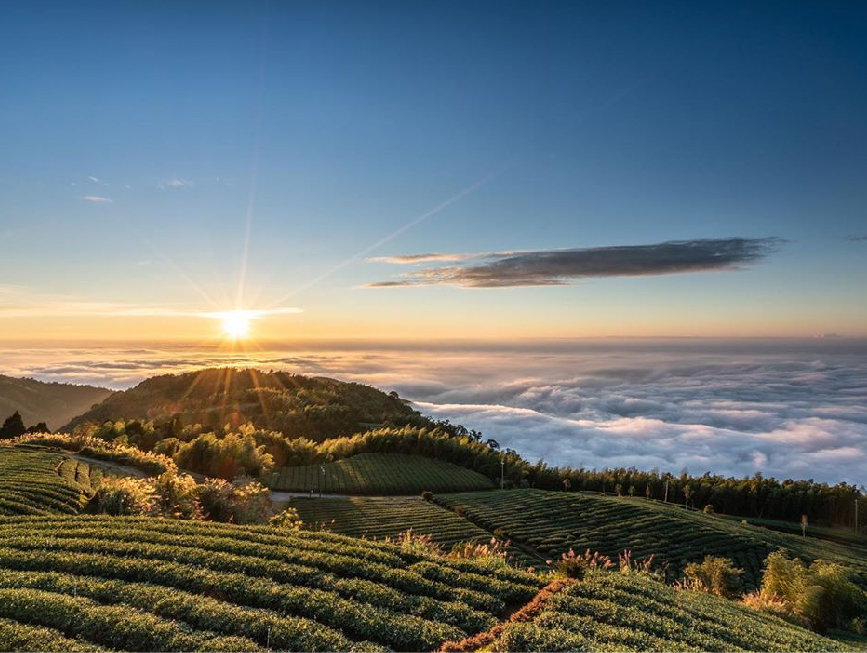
[82,195,113,203]
[847,233,867,242]
[367,238,784,288]
[157,178,191,189]
[0,287,301,319]
[87,175,101,183]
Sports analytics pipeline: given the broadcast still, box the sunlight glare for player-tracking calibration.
[221,311,251,339]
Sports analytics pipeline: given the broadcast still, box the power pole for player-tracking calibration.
[319,465,325,498]
[664,479,669,503]
[500,459,505,489]
[856,499,860,534]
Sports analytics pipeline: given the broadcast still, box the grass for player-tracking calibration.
[0,515,542,652]
[435,489,867,590]
[269,453,495,494]
[719,514,867,547]
[484,570,853,652]
[0,446,105,516]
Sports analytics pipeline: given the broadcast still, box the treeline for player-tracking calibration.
[70,415,864,527]
[0,411,50,439]
[313,427,866,528]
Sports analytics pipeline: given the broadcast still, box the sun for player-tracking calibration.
[221,311,251,339]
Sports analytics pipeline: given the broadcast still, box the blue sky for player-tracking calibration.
[1,1,865,341]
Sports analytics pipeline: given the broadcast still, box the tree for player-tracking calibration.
[801,514,808,537]
[24,422,50,434]
[0,412,26,439]
[684,483,693,507]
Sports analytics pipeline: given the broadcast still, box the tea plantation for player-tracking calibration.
[0,446,104,516]
[0,515,543,651]
[269,453,495,494]
[483,570,851,652]
[435,489,867,590]
[293,495,495,547]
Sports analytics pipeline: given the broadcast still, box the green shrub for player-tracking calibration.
[95,477,154,516]
[151,471,201,519]
[683,555,742,598]
[421,490,433,502]
[757,551,867,633]
[270,506,303,530]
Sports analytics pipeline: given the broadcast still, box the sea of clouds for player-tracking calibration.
[2,339,865,485]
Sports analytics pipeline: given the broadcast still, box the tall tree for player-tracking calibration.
[0,411,26,439]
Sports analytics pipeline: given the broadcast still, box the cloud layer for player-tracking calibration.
[367,237,783,288]
[2,339,864,484]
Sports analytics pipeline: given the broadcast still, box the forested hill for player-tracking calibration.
[0,374,113,431]
[63,368,431,440]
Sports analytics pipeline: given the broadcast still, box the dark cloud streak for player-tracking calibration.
[367,237,784,288]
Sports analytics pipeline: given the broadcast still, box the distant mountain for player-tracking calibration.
[63,367,430,440]
[0,374,114,431]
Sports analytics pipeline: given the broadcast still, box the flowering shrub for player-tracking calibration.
[95,477,154,516]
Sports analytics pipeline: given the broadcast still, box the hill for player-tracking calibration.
[435,489,867,590]
[63,368,429,440]
[0,515,542,651]
[0,446,105,516]
[0,375,113,432]
[269,453,495,494]
[449,570,852,652]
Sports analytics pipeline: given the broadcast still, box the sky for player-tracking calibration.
[1,0,866,342]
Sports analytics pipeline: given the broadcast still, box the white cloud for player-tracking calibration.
[82,195,113,203]
[1,340,865,484]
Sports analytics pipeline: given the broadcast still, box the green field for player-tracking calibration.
[0,515,542,652]
[435,490,867,590]
[0,446,105,516]
[269,453,495,494]
[486,570,850,652]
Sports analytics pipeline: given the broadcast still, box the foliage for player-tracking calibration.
[94,477,154,516]
[150,471,202,519]
[270,506,303,530]
[422,490,434,502]
[0,515,541,651]
[176,431,273,480]
[551,549,613,579]
[753,551,867,633]
[683,555,743,598]
[0,412,26,439]
[195,477,273,525]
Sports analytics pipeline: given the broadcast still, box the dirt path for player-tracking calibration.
[70,454,149,480]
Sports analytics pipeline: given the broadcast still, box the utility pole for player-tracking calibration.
[500,459,505,489]
[856,499,860,534]
[664,479,669,503]
[319,465,325,498]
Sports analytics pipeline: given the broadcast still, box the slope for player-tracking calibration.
[63,368,426,441]
[0,515,543,652]
[435,489,867,590]
[0,375,113,432]
[471,570,852,652]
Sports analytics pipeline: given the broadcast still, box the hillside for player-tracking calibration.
[0,515,542,651]
[0,446,105,516]
[269,453,495,494]
[435,490,867,590]
[457,570,852,652]
[64,368,427,440]
[0,375,113,432]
